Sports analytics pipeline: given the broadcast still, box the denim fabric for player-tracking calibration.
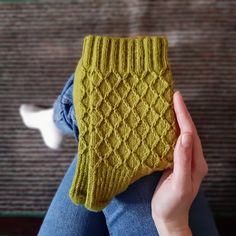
[52,73,79,141]
[38,156,110,236]
[38,74,219,236]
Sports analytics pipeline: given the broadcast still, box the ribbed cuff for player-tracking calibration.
[80,34,169,75]
[85,165,132,211]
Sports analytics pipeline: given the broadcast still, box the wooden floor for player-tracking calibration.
[0,1,236,234]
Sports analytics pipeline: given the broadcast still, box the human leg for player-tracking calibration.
[52,72,219,236]
[103,171,219,236]
[52,73,79,141]
[19,73,78,149]
[38,155,109,236]
[19,73,108,235]
[103,171,161,236]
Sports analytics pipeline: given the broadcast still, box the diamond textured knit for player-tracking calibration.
[69,35,178,211]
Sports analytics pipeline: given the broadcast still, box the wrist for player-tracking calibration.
[153,218,192,236]
[157,225,192,236]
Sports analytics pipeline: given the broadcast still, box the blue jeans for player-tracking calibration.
[38,74,219,236]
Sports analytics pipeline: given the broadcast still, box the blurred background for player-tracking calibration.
[0,0,235,235]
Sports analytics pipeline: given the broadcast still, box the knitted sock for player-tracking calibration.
[69,61,91,204]
[69,35,178,211]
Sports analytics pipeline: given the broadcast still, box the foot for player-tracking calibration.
[19,104,64,150]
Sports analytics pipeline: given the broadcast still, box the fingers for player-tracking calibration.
[173,91,208,187]
[173,91,196,136]
[173,91,194,187]
[192,139,208,186]
[173,131,193,188]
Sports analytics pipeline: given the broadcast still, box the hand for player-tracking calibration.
[151,91,208,236]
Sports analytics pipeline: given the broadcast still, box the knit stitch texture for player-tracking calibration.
[69,35,178,211]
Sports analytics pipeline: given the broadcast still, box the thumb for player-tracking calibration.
[173,132,193,187]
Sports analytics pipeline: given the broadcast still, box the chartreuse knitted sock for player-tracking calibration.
[69,35,178,211]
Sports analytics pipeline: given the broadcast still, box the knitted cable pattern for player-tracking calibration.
[69,35,178,211]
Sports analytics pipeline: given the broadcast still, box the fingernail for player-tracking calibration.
[181,133,193,148]
[174,90,180,96]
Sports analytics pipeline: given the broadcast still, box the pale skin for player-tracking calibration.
[151,91,209,236]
